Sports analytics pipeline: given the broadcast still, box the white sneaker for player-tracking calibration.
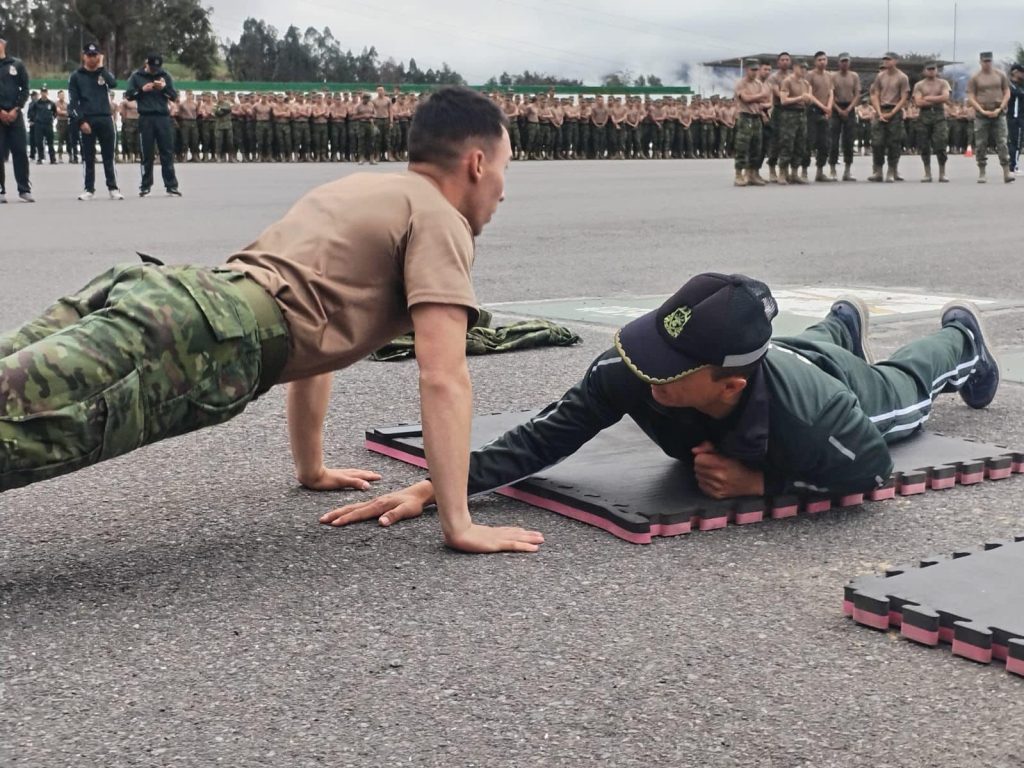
[109,189,124,200]
[78,191,95,201]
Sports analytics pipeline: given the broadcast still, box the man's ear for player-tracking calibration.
[468,147,485,182]
[721,376,749,399]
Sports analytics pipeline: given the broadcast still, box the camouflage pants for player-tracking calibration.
[330,121,346,159]
[804,108,829,169]
[733,115,763,171]
[373,119,390,157]
[255,122,273,160]
[916,109,948,165]
[871,111,903,167]
[293,121,311,159]
[122,120,138,159]
[777,109,807,167]
[828,107,856,166]
[357,121,376,162]
[200,121,216,159]
[974,114,1009,168]
[180,120,199,161]
[274,122,292,160]
[768,107,784,164]
[0,264,287,493]
[232,120,245,158]
[215,125,233,159]
[312,123,329,159]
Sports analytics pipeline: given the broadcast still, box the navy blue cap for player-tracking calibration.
[146,52,163,67]
[614,273,778,384]
[83,42,100,55]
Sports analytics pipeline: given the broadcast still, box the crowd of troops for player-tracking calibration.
[730,50,1022,186]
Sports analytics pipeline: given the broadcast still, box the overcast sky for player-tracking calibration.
[207,0,1022,85]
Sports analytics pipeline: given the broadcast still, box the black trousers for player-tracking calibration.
[34,123,56,162]
[1009,118,1021,172]
[80,116,118,192]
[139,114,179,192]
[0,112,31,194]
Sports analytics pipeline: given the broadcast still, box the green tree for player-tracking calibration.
[224,18,278,81]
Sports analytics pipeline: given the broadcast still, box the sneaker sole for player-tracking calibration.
[835,294,876,364]
[940,300,1000,407]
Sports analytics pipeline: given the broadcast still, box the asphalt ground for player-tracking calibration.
[2,157,1023,768]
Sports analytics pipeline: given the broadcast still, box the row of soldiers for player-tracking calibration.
[731,50,1022,186]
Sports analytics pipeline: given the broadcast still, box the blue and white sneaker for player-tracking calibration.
[941,300,1000,409]
[830,295,875,364]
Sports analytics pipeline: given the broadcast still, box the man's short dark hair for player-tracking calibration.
[710,360,762,382]
[408,86,509,167]
[814,51,827,59]
[777,52,791,60]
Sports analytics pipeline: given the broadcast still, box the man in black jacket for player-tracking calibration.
[0,36,34,202]
[31,86,57,164]
[322,275,1000,537]
[125,52,181,197]
[1009,64,1023,174]
[68,42,123,201]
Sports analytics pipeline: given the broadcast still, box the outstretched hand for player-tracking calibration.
[692,441,765,499]
[444,523,545,554]
[320,489,426,527]
[299,466,382,491]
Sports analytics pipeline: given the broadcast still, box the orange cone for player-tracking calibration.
[965,145,973,158]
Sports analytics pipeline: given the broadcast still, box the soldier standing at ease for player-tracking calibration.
[33,86,57,164]
[829,53,860,181]
[868,52,910,182]
[778,60,811,185]
[310,93,329,162]
[120,93,139,163]
[912,62,951,183]
[272,94,292,162]
[856,98,874,155]
[966,51,1013,184]
[591,95,609,159]
[55,89,70,161]
[177,91,199,162]
[0,35,33,202]
[214,91,234,162]
[371,86,392,161]
[766,52,792,180]
[253,94,272,161]
[197,92,215,161]
[733,59,768,187]
[804,51,835,182]
[292,94,312,162]
[124,52,181,197]
[1008,64,1023,174]
[353,92,376,164]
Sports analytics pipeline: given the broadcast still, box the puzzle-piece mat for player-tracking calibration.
[366,411,1023,544]
[844,537,1024,677]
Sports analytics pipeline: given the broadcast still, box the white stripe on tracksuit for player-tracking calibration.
[863,355,978,437]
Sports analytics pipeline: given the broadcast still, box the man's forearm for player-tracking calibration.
[287,372,334,483]
[419,365,473,539]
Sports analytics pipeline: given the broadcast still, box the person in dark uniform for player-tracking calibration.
[0,36,33,202]
[27,91,38,160]
[32,86,57,164]
[125,52,181,197]
[69,42,123,200]
[1009,64,1023,174]
[324,276,1000,534]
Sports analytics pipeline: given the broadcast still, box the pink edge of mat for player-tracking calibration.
[770,505,799,519]
[987,467,1013,480]
[1013,461,1024,474]
[939,627,955,644]
[929,477,957,490]
[842,599,853,616]
[898,482,928,496]
[836,494,864,507]
[993,643,1009,662]
[698,516,729,531]
[735,510,764,525]
[890,610,904,627]
[366,441,429,469]
[497,486,656,544]
[805,501,831,514]
[868,487,896,501]
[901,623,940,646]
[958,471,985,485]
[852,607,890,630]
[952,639,993,664]
[1007,657,1024,677]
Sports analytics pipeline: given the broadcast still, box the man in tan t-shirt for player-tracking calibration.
[912,62,952,182]
[967,51,1014,183]
[829,53,860,180]
[868,52,910,182]
[1,87,538,556]
[804,51,835,182]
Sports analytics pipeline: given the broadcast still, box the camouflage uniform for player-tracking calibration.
[974,114,1010,169]
[917,106,948,165]
[214,99,234,160]
[777,108,807,168]
[0,263,288,493]
[871,112,904,168]
[734,113,763,171]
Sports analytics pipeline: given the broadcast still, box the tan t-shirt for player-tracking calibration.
[225,173,478,382]
[734,77,764,115]
[832,71,861,104]
[967,69,1009,109]
[870,69,910,105]
[806,69,833,105]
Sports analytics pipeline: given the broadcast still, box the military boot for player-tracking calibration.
[777,163,789,185]
[734,170,749,187]
[868,165,883,182]
[977,166,987,184]
[842,163,856,181]
[828,164,838,180]
[938,161,949,182]
[816,166,836,182]
[885,167,895,183]
[768,164,778,183]
[791,166,808,184]
[799,167,808,182]
[747,169,766,186]
[1004,165,1016,184]
[893,161,904,181]
[921,161,933,182]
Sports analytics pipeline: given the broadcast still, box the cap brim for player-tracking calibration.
[614,310,706,385]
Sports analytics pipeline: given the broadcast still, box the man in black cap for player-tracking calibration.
[31,86,57,164]
[125,52,181,197]
[0,35,34,202]
[1008,63,1023,174]
[68,42,124,200]
[324,275,1001,536]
